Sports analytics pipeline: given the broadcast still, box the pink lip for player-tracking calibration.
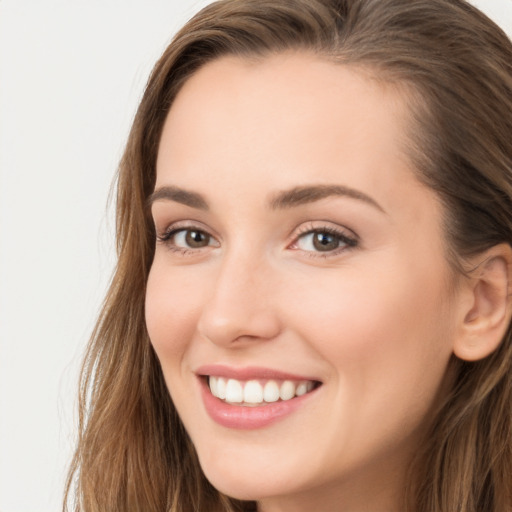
[196,364,319,382]
[196,365,322,430]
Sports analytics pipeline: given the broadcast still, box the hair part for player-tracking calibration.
[65,1,512,511]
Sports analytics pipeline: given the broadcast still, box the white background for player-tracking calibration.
[0,1,510,511]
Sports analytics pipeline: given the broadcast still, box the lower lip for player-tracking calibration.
[200,378,319,429]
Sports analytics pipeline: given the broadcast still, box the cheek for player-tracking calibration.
[145,262,202,361]
[285,256,454,406]
[285,265,454,469]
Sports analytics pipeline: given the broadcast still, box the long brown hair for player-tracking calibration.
[65,1,512,510]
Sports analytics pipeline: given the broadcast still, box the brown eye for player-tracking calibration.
[159,227,219,251]
[183,229,211,248]
[295,228,357,254]
[312,232,340,252]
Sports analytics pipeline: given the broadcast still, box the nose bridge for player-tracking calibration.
[197,246,280,346]
[212,251,259,308]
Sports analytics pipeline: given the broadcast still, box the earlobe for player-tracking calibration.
[453,243,512,362]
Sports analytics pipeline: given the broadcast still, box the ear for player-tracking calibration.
[453,243,512,362]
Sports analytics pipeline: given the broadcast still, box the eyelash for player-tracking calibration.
[156,222,358,258]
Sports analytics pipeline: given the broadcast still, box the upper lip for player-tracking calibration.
[195,364,321,382]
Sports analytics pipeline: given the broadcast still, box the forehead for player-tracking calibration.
[156,52,423,213]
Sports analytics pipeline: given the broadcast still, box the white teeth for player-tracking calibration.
[263,380,280,402]
[296,382,308,396]
[209,376,218,396]
[225,379,243,403]
[217,377,227,399]
[209,376,316,404]
[244,380,263,404]
[279,380,295,400]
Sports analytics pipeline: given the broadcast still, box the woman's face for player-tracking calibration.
[146,54,461,510]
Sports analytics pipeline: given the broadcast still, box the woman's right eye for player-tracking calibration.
[158,227,220,252]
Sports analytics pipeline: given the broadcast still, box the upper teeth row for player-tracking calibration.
[209,376,315,404]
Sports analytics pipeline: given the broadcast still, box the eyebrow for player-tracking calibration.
[148,183,384,213]
[269,184,385,212]
[148,185,209,210]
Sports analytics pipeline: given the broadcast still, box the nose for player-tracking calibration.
[197,252,282,347]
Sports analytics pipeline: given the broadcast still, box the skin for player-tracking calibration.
[145,53,466,511]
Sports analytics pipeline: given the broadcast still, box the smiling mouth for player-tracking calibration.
[207,376,321,406]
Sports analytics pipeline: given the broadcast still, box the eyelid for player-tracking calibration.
[155,219,217,240]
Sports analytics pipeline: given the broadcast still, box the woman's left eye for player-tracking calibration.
[294,228,358,254]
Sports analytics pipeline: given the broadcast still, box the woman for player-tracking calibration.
[65,0,512,510]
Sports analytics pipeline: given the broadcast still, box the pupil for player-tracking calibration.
[186,230,209,248]
[313,232,338,251]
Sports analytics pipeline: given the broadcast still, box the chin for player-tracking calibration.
[197,451,301,502]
